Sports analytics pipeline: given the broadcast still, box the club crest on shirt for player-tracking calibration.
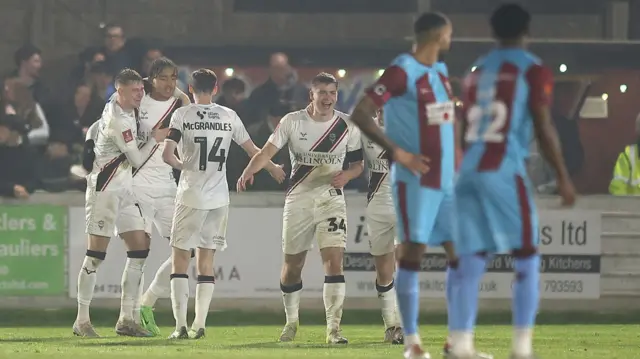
[329,133,336,143]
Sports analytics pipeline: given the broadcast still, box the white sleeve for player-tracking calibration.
[27,103,50,145]
[86,121,99,141]
[347,123,362,152]
[232,112,250,145]
[267,114,292,149]
[107,115,157,168]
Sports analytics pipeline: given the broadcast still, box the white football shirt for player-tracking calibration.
[167,103,250,210]
[132,94,182,189]
[268,109,362,198]
[362,127,392,208]
[87,99,141,192]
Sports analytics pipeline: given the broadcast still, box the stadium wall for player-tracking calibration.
[0,192,639,313]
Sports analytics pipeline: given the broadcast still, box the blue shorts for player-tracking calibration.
[454,172,539,255]
[392,180,455,247]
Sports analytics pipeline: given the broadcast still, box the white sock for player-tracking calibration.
[323,277,346,332]
[133,275,144,324]
[141,257,172,307]
[119,256,146,321]
[376,280,400,329]
[405,333,422,347]
[192,276,215,330]
[281,282,302,324]
[450,331,475,356]
[512,327,533,356]
[76,254,104,323]
[170,275,189,330]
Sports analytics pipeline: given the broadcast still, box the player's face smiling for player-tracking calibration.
[311,83,338,115]
[153,67,178,100]
[122,81,145,109]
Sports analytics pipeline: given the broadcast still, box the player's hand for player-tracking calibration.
[392,148,430,175]
[151,127,170,142]
[13,184,29,199]
[267,164,286,184]
[236,171,254,192]
[331,171,350,189]
[557,176,576,207]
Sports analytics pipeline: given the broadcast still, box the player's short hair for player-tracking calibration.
[114,68,143,87]
[103,22,124,35]
[311,72,338,88]
[221,78,246,94]
[191,69,218,94]
[148,57,177,79]
[14,44,41,67]
[490,3,531,40]
[413,12,449,40]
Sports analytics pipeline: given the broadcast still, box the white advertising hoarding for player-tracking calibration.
[68,207,600,299]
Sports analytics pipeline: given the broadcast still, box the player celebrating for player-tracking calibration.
[114,57,189,335]
[361,108,404,344]
[447,4,576,359]
[162,69,284,339]
[349,12,456,358]
[74,69,169,337]
[237,73,364,344]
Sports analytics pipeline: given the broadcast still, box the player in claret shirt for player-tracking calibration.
[349,12,458,359]
[447,4,575,359]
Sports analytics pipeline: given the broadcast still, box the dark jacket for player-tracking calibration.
[226,120,292,192]
[244,77,308,126]
[0,143,38,197]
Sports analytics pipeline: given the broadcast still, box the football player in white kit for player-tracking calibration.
[111,58,190,335]
[73,69,169,337]
[162,69,285,339]
[238,72,364,344]
[362,108,404,344]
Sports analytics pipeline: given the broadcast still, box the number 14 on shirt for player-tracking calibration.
[195,136,227,171]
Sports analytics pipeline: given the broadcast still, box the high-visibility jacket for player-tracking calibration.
[609,144,640,195]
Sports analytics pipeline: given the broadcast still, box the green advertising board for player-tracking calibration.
[0,205,66,295]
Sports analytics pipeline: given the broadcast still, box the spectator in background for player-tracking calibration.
[3,76,49,146]
[140,45,163,78]
[217,77,247,119]
[102,23,133,74]
[70,47,105,90]
[609,113,640,196]
[47,82,103,151]
[36,131,78,193]
[227,101,292,191]
[87,61,115,101]
[12,44,50,107]
[244,52,308,126]
[0,115,37,199]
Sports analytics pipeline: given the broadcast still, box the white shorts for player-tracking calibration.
[365,204,397,256]
[282,196,347,255]
[169,204,228,251]
[116,188,175,237]
[85,187,144,237]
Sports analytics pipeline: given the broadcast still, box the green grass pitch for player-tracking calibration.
[1,309,639,358]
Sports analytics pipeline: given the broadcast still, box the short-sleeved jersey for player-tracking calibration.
[268,109,362,198]
[460,48,553,175]
[132,93,182,188]
[167,103,250,210]
[86,99,141,192]
[362,122,391,207]
[366,54,456,190]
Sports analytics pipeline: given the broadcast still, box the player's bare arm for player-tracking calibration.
[331,161,364,189]
[239,139,286,184]
[174,87,191,105]
[162,138,183,170]
[352,96,430,175]
[528,65,575,206]
[237,142,280,192]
